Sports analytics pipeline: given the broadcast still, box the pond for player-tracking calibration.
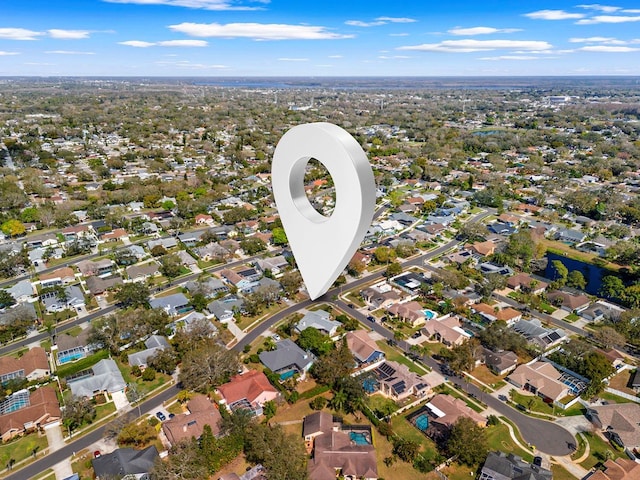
[542,252,611,296]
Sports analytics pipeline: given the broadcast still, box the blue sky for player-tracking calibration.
[2,0,640,76]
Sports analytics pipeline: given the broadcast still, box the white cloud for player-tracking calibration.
[569,36,626,44]
[48,29,91,39]
[103,0,266,10]
[389,33,409,37]
[345,20,385,27]
[119,40,155,47]
[45,50,96,55]
[448,26,522,35]
[119,39,208,47]
[158,39,207,47]
[479,55,540,60]
[328,55,343,58]
[378,55,410,59]
[576,4,621,12]
[376,17,416,23]
[0,51,20,56]
[579,45,640,51]
[278,57,308,61]
[0,28,44,41]
[577,15,640,23]
[624,9,640,13]
[398,39,553,53]
[169,22,352,40]
[524,10,586,20]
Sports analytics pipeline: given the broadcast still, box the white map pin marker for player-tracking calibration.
[272,122,376,300]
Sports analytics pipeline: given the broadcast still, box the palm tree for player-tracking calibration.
[330,389,347,413]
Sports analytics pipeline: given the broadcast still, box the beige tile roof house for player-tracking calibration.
[162,394,222,446]
[386,301,427,327]
[588,458,640,480]
[427,394,486,428]
[421,314,470,346]
[586,403,640,452]
[345,330,384,365]
[507,362,568,403]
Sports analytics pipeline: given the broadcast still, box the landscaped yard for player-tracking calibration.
[509,391,555,416]
[579,431,626,470]
[116,358,172,397]
[0,432,49,469]
[607,369,637,396]
[376,340,429,375]
[470,365,506,389]
[485,423,533,462]
[551,464,578,480]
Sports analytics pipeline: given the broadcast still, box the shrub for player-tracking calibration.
[378,422,393,438]
[130,365,142,377]
[310,397,327,410]
[142,368,156,381]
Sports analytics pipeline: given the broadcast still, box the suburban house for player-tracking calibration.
[127,335,171,370]
[511,318,567,350]
[194,242,230,263]
[472,303,522,325]
[374,361,430,402]
[421,314,472,347]
[216,370,279,417]
[194,213,214,225]
[100,228,128,243]
[586,403,640,455]
[149,293,192,316]
[4,279,36,303]
[67,359,126,401]
[185,277,229,297]
[546,291,590,313]
[466,240,496,257]
[481,348,519,376]
[345,330,384,366]
[391,272,426,295]
[219,268,255,292]
[360,285,402,310]
[207,296,245,322]
[147,237,177,251]
[76,258,114,277]
[304,411,378,480]
[162,394,222,446]
[255,255,289,276]
[479,451,552,480]
[92,446,159,480]
[386,301,427,327]
[587,458,640,480]
[507,362,569,404]
[85,275,123,296]
[41,285,85,313]
[0,386,61,442]
[0,347,49,384]
[54,330,94,365]
[580,301,624,322]
[295,310,342,337]
[421,394,486,443]
[126,262,160,283]
[506,273,548,295]
[38,267,76,287]
[174,250,198,268]
[259,339,316,381]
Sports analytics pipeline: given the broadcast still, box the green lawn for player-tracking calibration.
[599,391,633,404]
[551,464,578,480]
[510,391,555,416]
[486,423,533,462]
[116,358,172,396]
[434,384,484,413]
[579,431,625,470]
[56,350,109,377]
[376,340,429,375]
[0,432,49,468]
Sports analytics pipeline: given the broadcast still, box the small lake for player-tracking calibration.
[542,252,610,296]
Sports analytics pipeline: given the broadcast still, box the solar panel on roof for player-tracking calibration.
[377,363,396,378]
[392,381,406,394]
[548,331,561,341]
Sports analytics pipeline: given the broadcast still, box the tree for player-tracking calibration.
[475,273,507,300]
[118,419,158,447]
[272,227,288,245]
[386,262,402,277]
[446,417,488,466]
[392,437,420,463]
[1,219,25,238]
[550,260,569,287]
[62,396,96,432]
[151,245,167,257]
[373,246,397,264]
[347,258,366,277]
[240,237,267,255]
[152,439,208,480]
[600,275,625,300]
[244,424,308,480]
[263,400,277,421]
[0,290,16,308]
[567,270,587,290]
[297,327,332,356]
[114,283,150,309]
[178,340,240,392]
[279,271,302,296]
[593,327,627,348]
[159,253,183,279]
[310,340,355,386]
[458,222,488,242]
[309,397,327,410]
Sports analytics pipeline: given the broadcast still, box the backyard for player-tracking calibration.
[376,340,429,375]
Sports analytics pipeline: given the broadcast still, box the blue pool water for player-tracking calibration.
[58,352,84,364]
[422,310,437,320]
[279,370,295,381]
[362,377,378,393]
[349,432,371,445]
[415,414,429,431]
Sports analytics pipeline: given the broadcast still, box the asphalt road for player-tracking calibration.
[4,385,181,480]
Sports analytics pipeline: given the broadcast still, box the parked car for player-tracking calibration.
[367,316,375,322]
[156,411,166,421]
[94,451,101,458]
[348,303,355,309]
[533,456,542,467]
[411,331,422,339]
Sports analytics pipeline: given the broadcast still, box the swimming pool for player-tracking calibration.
[362,377,378,393]
[422,310,437,320]
[58,351,85,365]
[349,431,371,445]
[415,413,429,431]
[279,370,296,381]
